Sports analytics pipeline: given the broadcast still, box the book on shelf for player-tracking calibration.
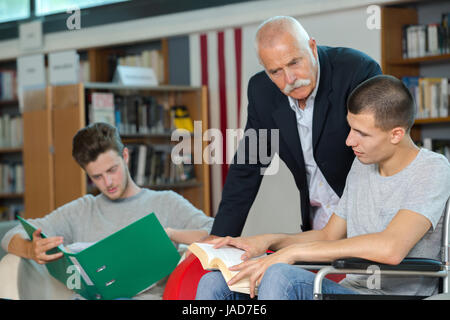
[188,242,266,295]
[89,92,115,125]
[402,77,449,119]
[0,70,17,101]
[0,162,24,194]
[0,114,23,148]
[127,143,195,187]
[0,204,24,222]
[419,138,450,162]
[79,60,90,83]
[402,13,450,59]
[117,49,164,84]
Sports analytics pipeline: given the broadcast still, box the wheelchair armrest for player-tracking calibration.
[332,257,443,272]
[293,261,331,266]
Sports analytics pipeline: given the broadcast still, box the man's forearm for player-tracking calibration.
[267,229,329,252]
[167,228,209,245]
[285,232,400,265]
[7,234,32,259]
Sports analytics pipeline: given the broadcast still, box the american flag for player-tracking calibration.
[189,27,244,215]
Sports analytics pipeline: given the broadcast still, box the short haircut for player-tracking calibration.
[347,75,416,132]
[72,122,124,168]
[255,16,314,63]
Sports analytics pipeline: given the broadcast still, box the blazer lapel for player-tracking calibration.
[312,47,333,152]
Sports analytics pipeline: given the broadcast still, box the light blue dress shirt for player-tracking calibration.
[287,60,340,230]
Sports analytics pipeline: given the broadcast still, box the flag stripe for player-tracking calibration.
[217,31,228,186]
[190,28,243,215]
[200,34,208,87]
[225,28,238,165]
[234,28,242,127]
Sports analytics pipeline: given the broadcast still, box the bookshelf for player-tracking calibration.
[0,59,24,222]
[22,82,211,219]
[81,38,169,84]
[381,3,450,150]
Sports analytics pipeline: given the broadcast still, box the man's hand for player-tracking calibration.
[28,229,64,264]
[227,247,293,298]
[208,234,273,261]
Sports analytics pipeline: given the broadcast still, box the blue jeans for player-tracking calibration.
[195,263,358,300]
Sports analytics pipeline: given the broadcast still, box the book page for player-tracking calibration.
[194,243,245,268]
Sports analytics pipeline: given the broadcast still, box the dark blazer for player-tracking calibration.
[211,46,382,236]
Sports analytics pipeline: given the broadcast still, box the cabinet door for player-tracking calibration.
[23,89,55,218]
[51,84,86,208]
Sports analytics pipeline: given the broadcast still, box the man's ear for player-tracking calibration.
[390,127,406,144]
[309,38,318,60]
[122,147,129,165]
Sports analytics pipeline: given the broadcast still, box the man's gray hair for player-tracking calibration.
[255,16,312,62]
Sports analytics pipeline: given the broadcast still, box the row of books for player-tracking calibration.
[419,138,450,162]
[117,49,165,84]
[127,144,195,187]
[89,92,192,136]
[402,13,450,58]
[0,115,23,149]
[0,162,24,195]
[0,70,17,101]
[114,94,171,135]
[0,204,24,222]
[402,77,449,119]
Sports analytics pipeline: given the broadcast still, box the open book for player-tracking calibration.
[188,242,264,295]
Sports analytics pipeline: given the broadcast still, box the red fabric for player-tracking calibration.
[200,34,208,87]
[163,254,209,300]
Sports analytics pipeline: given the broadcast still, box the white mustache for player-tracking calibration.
[283,78,311,94]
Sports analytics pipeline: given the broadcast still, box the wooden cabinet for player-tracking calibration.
[23,88,55,219]
[23,83,211,219]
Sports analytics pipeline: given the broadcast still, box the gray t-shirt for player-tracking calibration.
[336,148,450,296]
[1,188,213,299]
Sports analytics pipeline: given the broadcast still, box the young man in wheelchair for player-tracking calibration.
[196,75,450,300]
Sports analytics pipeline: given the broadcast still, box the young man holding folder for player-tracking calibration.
[196,75,450,299]
[1,122,213,298]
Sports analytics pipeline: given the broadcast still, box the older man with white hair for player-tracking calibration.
[209,16,382,236]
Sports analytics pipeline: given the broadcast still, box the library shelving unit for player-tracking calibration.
[381,4,450,142]
[80,38,169,84]
[22,82,211,219]
[0,59,24,221]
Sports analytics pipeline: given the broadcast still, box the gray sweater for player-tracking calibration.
[2,188,213,251]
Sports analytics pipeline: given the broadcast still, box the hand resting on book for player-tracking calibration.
[207,234,272,261]
[199,235,297,298]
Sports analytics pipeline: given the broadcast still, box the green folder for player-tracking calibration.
[17,213,181,300]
